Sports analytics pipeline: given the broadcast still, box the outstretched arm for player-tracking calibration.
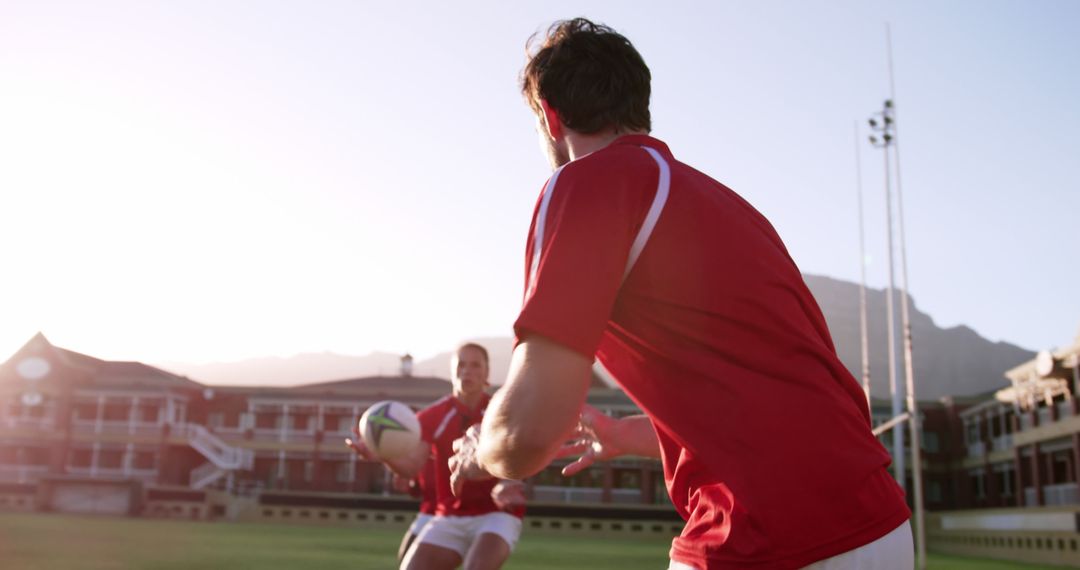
[475,335,593,480]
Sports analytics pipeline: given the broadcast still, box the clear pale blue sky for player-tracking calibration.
[1,0,1077,364]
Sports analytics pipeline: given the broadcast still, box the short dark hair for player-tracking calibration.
[521,18,651,134]
[456,342,489,366]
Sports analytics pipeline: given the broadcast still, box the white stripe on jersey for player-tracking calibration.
[624,147,670,282]
[527,147,670,294]
[433,408,458,440]
[526,166,566,299]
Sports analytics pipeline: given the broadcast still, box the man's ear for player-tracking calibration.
[540,99,563,141]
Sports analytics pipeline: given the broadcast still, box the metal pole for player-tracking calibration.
[888,23,927,569]
[855,122,872,410]
[880,103,905,491]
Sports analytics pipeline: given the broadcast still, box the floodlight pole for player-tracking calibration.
[887,23,927,570]
[854,122,871,409]
[868,102,904,494]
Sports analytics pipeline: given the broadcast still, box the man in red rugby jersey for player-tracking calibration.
[450,18,913,570]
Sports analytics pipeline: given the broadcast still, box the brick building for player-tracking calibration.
[5,331,1077,514]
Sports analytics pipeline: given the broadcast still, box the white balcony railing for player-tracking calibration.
[0,465,49,482]
[70,420,164,436]
[1022,485,1080,507]
[967,441,986,457]
[991,435,1013,452]
[2,417,56,430]
[65,467,158,482]
[1057,401,1074,421]
[1044,483,1080,507]
[1038,408,1052,426]
[531,485,642,505]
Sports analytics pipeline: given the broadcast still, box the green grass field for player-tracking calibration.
[0,512,1061,569]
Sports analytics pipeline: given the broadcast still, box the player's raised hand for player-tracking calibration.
[491,479,527,511]
[448,424,495,496]
[345,426,377,461]
[557,405,624,477]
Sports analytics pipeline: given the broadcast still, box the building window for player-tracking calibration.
[26,404,47,419]
[103,403,128,422]
[14,446,50,466]
[338,417,355,433]
[99,449,124,469]
[304,461,315,483]
[971,471,986,500]
[335,462,352,483]
[921,431,940,453]
[69,448,92,468]
[207,413,225,429]
[615,469,641,489]
[74,405,97,421]
[134,451,156,470]
[928,480,943,503]
[997,468,1014,497]
[1054,454,1070,483]
[965,421,979,445]
[138,405,159,423]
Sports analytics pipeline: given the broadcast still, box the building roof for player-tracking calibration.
[202,374,453,404]
[0,333,203,394]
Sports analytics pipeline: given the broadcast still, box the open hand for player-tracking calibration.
[555,405,623,477]
[345,426,377,461]
[491,479,526,511]
[448,424,495,495]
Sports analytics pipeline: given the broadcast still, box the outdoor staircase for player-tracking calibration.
[184,424,254,490]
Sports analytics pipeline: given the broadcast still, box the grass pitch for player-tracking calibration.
[0,512,1061,569]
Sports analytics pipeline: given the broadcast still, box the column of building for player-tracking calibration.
[277,403,289,489]
[313,404,324,489]
[982,408,999,506]
[123,396,139,477]
[51,386,75,476]
[90,394,105,477]
[156,395,173,485]
[349,404,358,493]
[1013,410,1025,505]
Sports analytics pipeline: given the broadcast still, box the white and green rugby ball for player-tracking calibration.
[358,400,422,460]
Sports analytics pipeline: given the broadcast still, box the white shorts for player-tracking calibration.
[668,520,914,570]
[407,513,434,537]
[415,512,523,557]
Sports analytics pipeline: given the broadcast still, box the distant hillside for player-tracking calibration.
[159,276,1035,399]
[803,274,1034,400]
[157,351,408,386]
[156,338,516,387]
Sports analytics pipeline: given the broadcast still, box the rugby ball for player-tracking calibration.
[358,401,422,460]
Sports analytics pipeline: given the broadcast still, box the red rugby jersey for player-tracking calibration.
[414,456,436,515]
[417,393,525,518]
[514,135,909,569]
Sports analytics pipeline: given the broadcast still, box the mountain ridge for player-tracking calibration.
[155,274,1035,400]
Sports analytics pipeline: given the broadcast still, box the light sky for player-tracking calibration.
[1,1,1077,366]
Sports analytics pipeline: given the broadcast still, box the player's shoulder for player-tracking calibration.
[418,395,454,419]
